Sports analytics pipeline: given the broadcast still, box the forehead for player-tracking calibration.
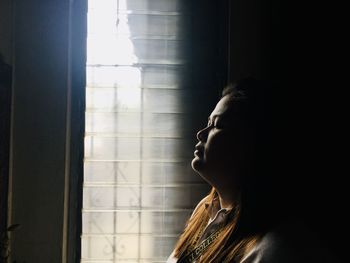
[210,96,234,119]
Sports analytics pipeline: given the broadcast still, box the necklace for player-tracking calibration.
[178,206,238,263]
[178,222,225,263]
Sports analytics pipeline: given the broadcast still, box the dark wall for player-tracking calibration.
[7,1,72,262]
[290,4,347,259]
[0,0,12,64]
[0,0,12,261]
[4,0,86,261]
[228,0,347,260]
[0,50,12,263]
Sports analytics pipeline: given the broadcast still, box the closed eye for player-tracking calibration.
[207,116,222,129]
[213,123,222,129]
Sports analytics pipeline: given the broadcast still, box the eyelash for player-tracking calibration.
[207,121,219,129]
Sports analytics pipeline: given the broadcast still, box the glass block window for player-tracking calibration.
[82,0,208,262]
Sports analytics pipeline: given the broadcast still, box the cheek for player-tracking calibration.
[206,134,235,162]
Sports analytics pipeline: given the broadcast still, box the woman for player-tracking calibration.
[167,78,329,262]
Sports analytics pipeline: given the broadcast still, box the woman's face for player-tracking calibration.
[191,95,250,186]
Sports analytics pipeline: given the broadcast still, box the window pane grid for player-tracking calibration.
[83,0,207,261]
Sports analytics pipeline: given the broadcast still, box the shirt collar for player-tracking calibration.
[204,194,232,220]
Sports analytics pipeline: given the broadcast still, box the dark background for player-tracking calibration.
[1,0,347,261]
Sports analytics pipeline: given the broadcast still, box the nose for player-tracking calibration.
[196,126,208,142]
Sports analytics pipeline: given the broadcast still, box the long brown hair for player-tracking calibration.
[173,78,292,262]
[173,188,261,262]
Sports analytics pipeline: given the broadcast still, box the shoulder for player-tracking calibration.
[241,218,333,263]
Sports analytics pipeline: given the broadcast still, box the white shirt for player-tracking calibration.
[166,195,231,263]
[167,195,332,263]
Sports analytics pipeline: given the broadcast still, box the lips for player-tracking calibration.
[194,144,204,157]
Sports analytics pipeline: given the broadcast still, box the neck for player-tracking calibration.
[215,185,239,210]
[201,170,242,209]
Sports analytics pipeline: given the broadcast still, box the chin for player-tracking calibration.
[192,156,218,178]
[191,156,204,173]
[191,159,215,186]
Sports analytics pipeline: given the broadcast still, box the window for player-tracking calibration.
[81,0,209,262]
